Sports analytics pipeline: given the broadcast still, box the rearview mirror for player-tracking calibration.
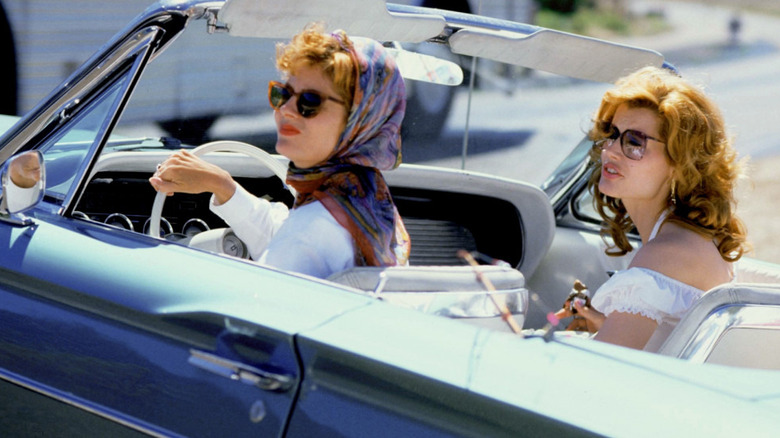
[1,150,46,215]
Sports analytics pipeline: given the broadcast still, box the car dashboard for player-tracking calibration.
[75,148,550,271]
[76,172,289,237]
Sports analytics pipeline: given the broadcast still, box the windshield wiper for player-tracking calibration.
[54,136,184,151]
[109,136,183,150]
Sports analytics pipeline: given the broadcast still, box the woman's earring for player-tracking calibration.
[670,180,677,205]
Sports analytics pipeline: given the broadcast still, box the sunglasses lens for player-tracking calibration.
[269,83,291,110]
[297,92,324,118]
[269,81,340,118]
[622,130,646,160]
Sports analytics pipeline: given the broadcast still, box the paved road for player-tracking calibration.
[401,0,780,186]
[622,1,780,159]
[398,0,780,262]
[126,0,780,260]
[186,0,780,186]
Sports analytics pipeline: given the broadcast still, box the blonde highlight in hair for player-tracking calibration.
[275,23,357,110]
[587,66,748,261]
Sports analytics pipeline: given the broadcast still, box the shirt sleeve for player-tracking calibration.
[3,177,39,213]
[259,202,355,279]
[209,184,289,261]
[590,268,704,323]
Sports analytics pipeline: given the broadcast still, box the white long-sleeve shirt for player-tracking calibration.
[3,178,39,213]
[209,184,355,278]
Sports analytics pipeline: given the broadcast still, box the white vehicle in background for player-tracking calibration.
[0,0,457,141]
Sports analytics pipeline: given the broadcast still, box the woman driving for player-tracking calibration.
[150,25,410,278]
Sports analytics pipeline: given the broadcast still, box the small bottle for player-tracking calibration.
[568,279,591,314]
[564,280,591,332]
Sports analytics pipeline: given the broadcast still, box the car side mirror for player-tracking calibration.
[1,150,46,216]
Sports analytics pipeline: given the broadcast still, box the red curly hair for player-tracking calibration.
[587,66,748,262]
[275,23,357,110]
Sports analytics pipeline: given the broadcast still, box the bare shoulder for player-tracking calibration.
[629,222,731,289]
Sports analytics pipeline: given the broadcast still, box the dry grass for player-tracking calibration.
[736,155,780,264]
[674,0,780,15]
[648,0,780,264]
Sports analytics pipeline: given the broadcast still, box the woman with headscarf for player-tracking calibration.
[150,24,410,278]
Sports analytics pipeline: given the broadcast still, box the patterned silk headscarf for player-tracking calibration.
[286,34,410,266]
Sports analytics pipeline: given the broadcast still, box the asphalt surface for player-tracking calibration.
[125,0,780,263]
[619,1,780,264]
[408,0,780,263]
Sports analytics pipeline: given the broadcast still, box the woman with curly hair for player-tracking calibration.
[150,24,410,278]
[568,66,748,351]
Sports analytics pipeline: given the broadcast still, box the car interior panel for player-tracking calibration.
[83,151,534,268]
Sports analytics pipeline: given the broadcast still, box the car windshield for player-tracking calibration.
[41,74,131,201]
[541,136,594,196]
[119,42,612,187]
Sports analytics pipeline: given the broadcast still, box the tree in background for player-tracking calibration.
[534,0,589,14]
[535,0,628,16]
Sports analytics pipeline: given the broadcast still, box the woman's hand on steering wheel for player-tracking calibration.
[150,150,237,205]
[147,140,295,239]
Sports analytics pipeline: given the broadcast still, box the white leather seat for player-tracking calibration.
[657,283,780,370]
[329,265,528,332]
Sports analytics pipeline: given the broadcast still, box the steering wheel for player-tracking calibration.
[148,140,295,254]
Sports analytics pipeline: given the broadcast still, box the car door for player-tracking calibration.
[0,14,301,435]
[0,182,316,436]
[0,270,299,436]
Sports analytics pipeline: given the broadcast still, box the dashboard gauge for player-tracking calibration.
[222,231,248,258]
[143,217,174,237]
[104,213,134,231]
[182,218,210,237]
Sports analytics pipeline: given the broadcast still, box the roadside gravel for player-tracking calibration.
[737,154,780,264]
[622,1,780,265]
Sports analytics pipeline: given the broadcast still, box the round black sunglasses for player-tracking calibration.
[268,81,345,118]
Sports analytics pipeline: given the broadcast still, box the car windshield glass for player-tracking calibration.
[38,75,129,201]
[110,7,615,188]
[541,136,594,196]
[115,30,275,145]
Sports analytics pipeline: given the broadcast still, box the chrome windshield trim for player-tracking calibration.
[0,27,163,162]
[59,29,162,214]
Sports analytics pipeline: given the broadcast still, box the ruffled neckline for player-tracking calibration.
[623,267,704,293]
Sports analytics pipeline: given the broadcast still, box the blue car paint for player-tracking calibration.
[0,206,599,436]
[0,208,362,435]
[1,210,371,328]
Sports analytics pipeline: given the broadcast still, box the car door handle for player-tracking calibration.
[188,349,294,392]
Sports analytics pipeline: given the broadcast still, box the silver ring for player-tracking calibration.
[156,163,162,170]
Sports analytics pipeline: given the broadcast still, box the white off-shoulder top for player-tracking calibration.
[591,267,709,351]
[590,267,705,325]
[589,209,730,352]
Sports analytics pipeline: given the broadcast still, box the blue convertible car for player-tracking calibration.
[2,0,780,436]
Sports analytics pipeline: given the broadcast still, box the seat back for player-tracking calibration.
[735,257,780,284]
[657,283,780,370]
[328,265,528,333]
